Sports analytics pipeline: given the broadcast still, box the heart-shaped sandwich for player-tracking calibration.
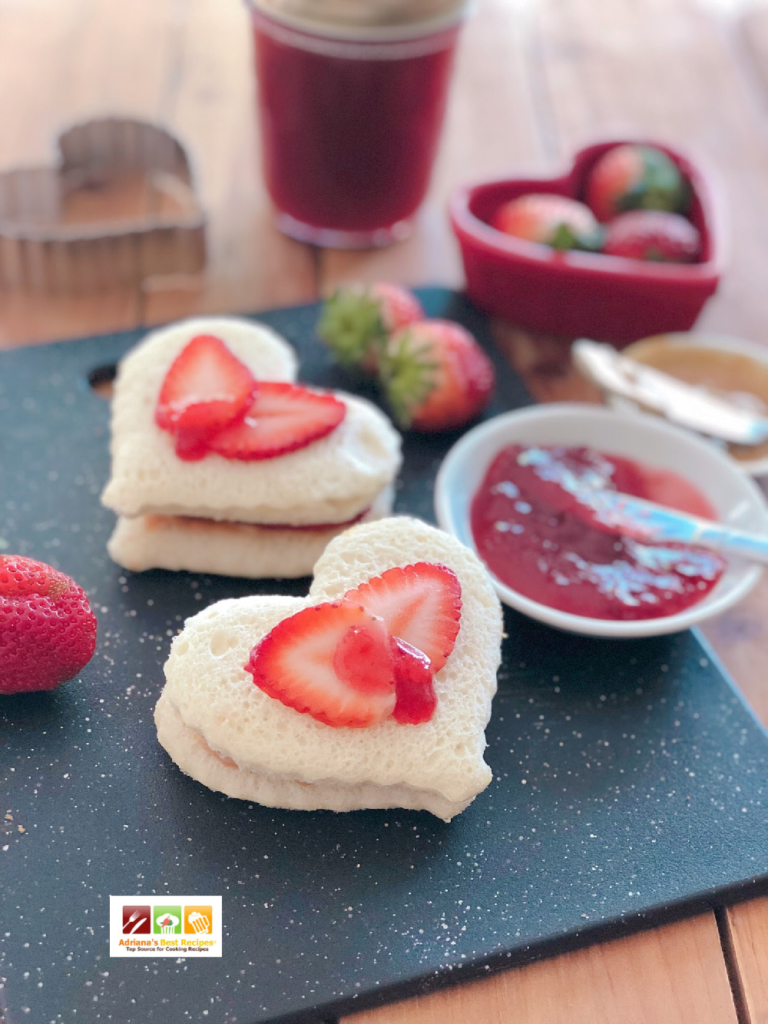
[155,517,503,820]
[102,317,402,577]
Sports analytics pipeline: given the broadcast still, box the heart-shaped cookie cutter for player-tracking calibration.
[0,118,206,292]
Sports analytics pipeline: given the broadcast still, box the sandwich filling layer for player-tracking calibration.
[156,693,471,821]
[108,485,394,578]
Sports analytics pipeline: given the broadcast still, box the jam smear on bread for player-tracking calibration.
[245,562,461,727]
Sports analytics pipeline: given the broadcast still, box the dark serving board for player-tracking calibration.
[1,289,767,1024]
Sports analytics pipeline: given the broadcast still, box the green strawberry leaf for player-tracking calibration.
[317,289,386,368]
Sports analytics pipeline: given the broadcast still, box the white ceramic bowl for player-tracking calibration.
[434,403,768,638]
[607,332,768,477]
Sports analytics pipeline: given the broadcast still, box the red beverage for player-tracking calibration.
[249,3,465,247]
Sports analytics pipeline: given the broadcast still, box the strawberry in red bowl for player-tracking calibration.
[603,210,701,263]
[585,143,690,222]
[449,140,723,346]
[492,194,602,251]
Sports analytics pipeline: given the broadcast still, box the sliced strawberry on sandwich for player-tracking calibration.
[208,382,346,461]
[247,563,462,728]
[155,334,256,459]
[246,602,396,728]
[346,562,462,674]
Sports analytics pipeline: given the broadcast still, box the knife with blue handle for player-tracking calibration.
[516,444,768,563]
[580,489,768,564]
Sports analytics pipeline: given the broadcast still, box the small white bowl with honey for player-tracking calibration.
[607,333,768,476]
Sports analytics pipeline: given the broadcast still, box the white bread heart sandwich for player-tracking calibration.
[155,517,504,821]
[101,316,402,578]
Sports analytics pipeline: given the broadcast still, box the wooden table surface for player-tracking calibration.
[1,0,767,1021]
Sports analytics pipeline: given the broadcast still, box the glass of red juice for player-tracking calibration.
[247,1,468,248]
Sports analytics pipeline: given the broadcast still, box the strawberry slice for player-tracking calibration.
[345,562,462,674]
[246,602,396,728]
[155,335,256,458]
[208,383,346,461]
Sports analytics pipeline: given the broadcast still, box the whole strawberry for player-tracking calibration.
[318,283,423,371]
[0,556,97,694]
[381,320,495,432]
[492,194,602,251]
[603,210,701,263]
[586,144,688,222]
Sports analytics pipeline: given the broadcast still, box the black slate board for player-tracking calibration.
[1,289,768,1024]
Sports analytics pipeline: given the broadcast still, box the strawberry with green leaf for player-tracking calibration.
[586,144,689,222]
[603,210,701,263]
[318,283,423,372]
[381,320,495,432]
[492,194,603,251]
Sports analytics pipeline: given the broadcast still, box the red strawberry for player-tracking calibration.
[391,638,436,725]
[318,283,424,371]
[246,563,462,728]
[381,320,495,432]
[603,210,701,263]
[0,556,97,694]
[246,602,396,728]
[345,562,462,674]
[586,144,688,223]
[492,194,602,251]
[155,335,256,460]
[208,383,346,461]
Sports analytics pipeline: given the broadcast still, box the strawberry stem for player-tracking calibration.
[317,289,387,368]
[379,332,440,429]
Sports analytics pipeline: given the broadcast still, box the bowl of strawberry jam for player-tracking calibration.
[435,404,768,638]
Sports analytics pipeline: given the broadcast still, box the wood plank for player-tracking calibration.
[342,913,738,1024]
[318,0,545,294]
[141,0,317,325]
[0,290,139,348]
[724,898,768,1024]
[0,0,91,168]
[739,7,768,104]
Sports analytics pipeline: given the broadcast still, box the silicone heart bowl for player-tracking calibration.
[449,141,723,346]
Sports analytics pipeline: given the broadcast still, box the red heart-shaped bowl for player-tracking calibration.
[449,140,724,346]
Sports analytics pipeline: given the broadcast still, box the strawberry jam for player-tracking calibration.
[470,445,725,621]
